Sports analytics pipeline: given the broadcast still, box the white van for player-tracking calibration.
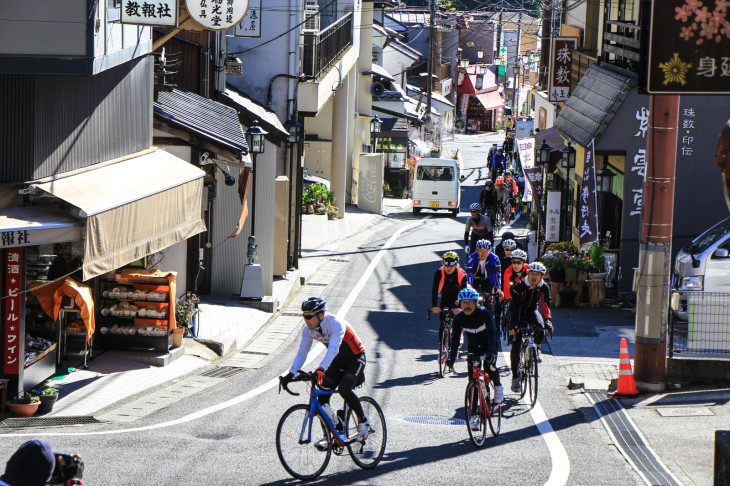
[673,217,730,292]
[412,158,463,216]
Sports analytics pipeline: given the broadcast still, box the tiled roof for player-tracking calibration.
[554,64,637,147]
[220,86,289,144]
[154,86,247,155]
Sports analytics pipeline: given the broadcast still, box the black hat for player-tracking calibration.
[2,440,55,486]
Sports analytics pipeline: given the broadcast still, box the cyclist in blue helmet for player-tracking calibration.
[447,288,503,425]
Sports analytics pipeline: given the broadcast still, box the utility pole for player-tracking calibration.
[426,0,436,121]
[539,2,552,88]
[512,12,522,115]
[633,95,679,392]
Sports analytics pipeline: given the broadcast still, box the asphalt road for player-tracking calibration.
[0,133,649,485]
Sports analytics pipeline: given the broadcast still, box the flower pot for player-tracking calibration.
[564,266,578,285]
[38,394,58,414]
[172,327,185,348]
[7,402,40,418]
[589,272,607,281]
[548,268,566,283]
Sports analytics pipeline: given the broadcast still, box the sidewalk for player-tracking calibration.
[1,198,410,420]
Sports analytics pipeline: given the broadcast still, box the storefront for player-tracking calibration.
[378,118,410,197]
[2,149,206,398]
[455,66,504,133]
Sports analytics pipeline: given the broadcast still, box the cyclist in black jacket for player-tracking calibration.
[431,251,468,342]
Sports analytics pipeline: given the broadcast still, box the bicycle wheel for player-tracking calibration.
[438,327,450,377]
[464,381,487,447]
[519,350,528,399]
[528,346,539,406]
[191,310,199,338]
[276,404,331,481]
[488,384,502,436]
[345,396,387,469]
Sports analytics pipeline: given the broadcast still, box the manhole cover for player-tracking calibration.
[1,416,100,428]
[656,407,714,417]
[401,416,466,426]
[200,367,247,378]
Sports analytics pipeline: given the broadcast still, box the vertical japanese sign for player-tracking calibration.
[548,37,577,102]
[629,106,649,217]
[187,0,249,31]
[234,0,260,37]
[517,138,535,202]
[648,0,730,94]
[4,248,22,374]
[459,94,469,121]
[546,191,561,242]
[122,0,177,26]
[577,140,599,245]
[679,106,697,160]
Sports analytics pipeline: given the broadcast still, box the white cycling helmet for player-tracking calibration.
[469,202,482,212]
[502,239,517,250]
[475,239,491,251]
[527,262,547,274]
[511,249,527,261]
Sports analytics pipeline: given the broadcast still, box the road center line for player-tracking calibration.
[1,218,428,438]
[500,351,571,485]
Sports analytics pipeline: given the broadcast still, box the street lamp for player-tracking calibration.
[245,120,268,239]
[478,65,488,75]
[477,48,484,59]
[459,58,469,68]
[536,139,551,165]
[560,141,576,169]
[559,141,576,239]
[284,117,304,144]
[596,167,615,193]
[370,115,382,152]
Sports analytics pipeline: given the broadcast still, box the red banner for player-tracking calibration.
[4,248,22,374]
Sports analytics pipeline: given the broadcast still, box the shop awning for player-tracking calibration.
[31,149,206,281]
[474,91,504,110]
[0,206,82,248]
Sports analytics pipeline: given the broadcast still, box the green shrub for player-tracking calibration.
[545,241,578,254]
[589,244,606,272]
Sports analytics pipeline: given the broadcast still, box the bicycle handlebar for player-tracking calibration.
[278,372,315,396]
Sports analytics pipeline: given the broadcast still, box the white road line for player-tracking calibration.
[500,351,571,486]
[1,218,428,438]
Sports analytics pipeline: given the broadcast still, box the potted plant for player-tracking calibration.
[7,394,40,417]
[588,244,607,280]
[34,386,59,414]
[175,293,201,342]
[542,254,567,283]
[327,206,339,220]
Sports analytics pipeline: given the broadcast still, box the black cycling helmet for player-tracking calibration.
[485,179,494,187]
[301,297,327,314]
[502,231,515,241]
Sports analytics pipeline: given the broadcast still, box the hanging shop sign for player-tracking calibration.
[187,0,249,31]
[4,248,22,374]
[234,0,260,37]
[577,140,599,245]
[647,0,730,94]
[548,37,577,102]
[546,191,561,242]
[121,0,178,26]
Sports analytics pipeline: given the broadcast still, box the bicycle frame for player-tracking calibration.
[299,386,357,448]
[468,356,499,416]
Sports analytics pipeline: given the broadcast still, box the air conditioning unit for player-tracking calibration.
[303,1,320,32]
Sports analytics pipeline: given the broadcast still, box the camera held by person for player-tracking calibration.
[0,440,84,486]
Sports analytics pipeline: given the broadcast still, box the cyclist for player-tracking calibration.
[508,262,553,392]
[486,144,498,169]
[502,249,528,301]
[446,288,504,429]
[491,148,506,181]
[279,297,370,441]
[502,133,515,161]
[431,251,468,344]
[503,171,519,221]
[479,179,498,225]
[464,203,494,252]
[465,239,502,303]
[495,231,523,261]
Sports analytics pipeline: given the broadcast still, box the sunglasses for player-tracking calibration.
[443,261,457,266]
[512,260,524,264]
[302,314,317,320]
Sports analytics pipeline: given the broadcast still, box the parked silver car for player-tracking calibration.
[673,217,730,292]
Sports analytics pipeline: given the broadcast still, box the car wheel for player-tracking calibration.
[413,207,422,215]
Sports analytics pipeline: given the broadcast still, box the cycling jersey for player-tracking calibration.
[479,187,498,212]
[463,214,493,246]
[465,251,501,290]
[449,307,498,359]
[432,266,468,309]
[509,279,552,327]
[290,312,365,374]
[502,265,527,300]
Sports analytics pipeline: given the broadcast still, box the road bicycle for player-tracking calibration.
[515,322,541,406]
[277,373,387,481]
[428,309,457,377]
[494,204,506,232]
[464,353,502,447]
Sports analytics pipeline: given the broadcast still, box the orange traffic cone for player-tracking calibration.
[610,338,640,398]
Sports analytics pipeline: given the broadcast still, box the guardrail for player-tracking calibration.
[669,290,730,358]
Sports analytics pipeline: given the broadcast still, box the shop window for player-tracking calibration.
[538,107,547,130]
[26,242,84,283]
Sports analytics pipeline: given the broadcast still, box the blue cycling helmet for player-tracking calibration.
[475,239,491,250]
[458,287,480,302]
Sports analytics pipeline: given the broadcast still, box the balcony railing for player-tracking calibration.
[602,19,641,75]
[301,13,353,79]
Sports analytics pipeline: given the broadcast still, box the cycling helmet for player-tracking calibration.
[511,249,528,261]
[469,203,482,212]
[443,251,459,266]
[495,177,504,186]
[485,179,494,187]
[502,231,515,240]
[475,239,491,251]
[502,239,517,250]
[301,297,327,313]
[458,287,480,302]
[527,262,547,274]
